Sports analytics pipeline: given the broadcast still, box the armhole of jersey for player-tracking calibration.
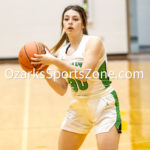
[65,44,71,54]
[57,43,70,59]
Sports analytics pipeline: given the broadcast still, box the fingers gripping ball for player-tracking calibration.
[18,41,49,72]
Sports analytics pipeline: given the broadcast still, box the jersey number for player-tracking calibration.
[67,78,88,92]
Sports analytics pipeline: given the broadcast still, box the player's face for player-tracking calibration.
[63,9,84,35]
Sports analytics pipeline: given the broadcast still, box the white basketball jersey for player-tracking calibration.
[58,34,113,98]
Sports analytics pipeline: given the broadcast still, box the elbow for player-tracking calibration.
[53,88,67,96]
[59,93,65,96]
[58,90,66,96]
[57,85,68,96]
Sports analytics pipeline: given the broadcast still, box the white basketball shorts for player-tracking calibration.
[61,90,121,134]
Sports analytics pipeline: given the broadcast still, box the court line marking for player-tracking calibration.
[21,79,30,150]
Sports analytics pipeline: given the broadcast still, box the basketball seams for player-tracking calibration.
[24,44,37,69]
[34,41,39,54]
[24,42,39,69]
[24,45,31,63]
[19,41,48,72]
[34,42,42,69]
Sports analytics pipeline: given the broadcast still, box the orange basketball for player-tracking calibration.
[18,41,49,72]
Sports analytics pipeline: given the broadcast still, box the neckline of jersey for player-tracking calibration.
[65,34,86,57]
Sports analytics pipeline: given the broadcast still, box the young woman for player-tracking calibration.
[31,5,121,150]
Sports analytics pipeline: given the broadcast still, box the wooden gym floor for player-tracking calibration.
[0,54,150,150]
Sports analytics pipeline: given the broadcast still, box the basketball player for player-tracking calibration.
[31,5,121,150]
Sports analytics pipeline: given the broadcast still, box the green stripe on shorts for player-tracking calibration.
[111,90,121,132]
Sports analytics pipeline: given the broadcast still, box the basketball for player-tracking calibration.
[18,41,49,72]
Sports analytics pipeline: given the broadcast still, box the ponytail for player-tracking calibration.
[83,28,88,35]
[51,32,69,54]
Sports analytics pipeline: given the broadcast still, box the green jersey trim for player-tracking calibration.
[98,61,111,88]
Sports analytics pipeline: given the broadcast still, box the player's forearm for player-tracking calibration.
[44,72,68,96]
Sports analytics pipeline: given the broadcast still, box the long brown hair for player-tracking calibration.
[51,5,88,54]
